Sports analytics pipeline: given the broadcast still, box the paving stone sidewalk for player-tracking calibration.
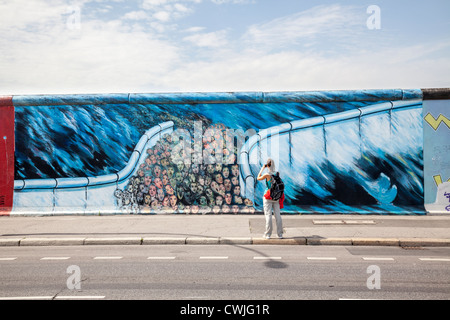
[1,214,449,247]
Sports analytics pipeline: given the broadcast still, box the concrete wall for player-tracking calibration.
[423,90,450,214]
[0,89,449,215]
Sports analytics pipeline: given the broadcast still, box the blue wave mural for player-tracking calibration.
[13,91,425,215]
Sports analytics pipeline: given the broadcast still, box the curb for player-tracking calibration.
[253,237,306,245]
[19,238,85,246]
[351,238,399,246]
[84,237,142,246]
[1,237,450,247]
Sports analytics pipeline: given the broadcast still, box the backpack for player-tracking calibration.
[269,172,284,201]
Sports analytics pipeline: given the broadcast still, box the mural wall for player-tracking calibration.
[423,98,450,213]
[0,96,14,216]
[0,89,448,215]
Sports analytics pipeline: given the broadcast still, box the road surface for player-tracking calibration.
[0,245,449,300]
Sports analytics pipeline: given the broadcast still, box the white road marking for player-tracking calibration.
[419,258,450,262]
[253,256,282,260]
[147,256,176,260]
[307,257,337,261]
[313,220,344,225]
[0,296,54,300]
[93,256,123,260]
[40,257,71,260]
[339,298,380,300]
[55,296,105,300]
[362,257,395,261]
[199,256,229,260]
[0,258,17,261]
[0,295,106,300]
[344,220,375,225]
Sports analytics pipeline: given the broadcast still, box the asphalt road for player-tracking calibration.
[0,245,449,300]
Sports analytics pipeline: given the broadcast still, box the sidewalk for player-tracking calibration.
[0,214,449,247]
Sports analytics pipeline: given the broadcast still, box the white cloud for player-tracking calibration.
[0,0,67,30]
[183,26,205,33]
[157,4,450,92]
[157,46,450,92]
[153,10,171,22]
[211,0,255,4]
[141,0,199,11]
[242,4,365,53]
[0,1,180,94]
[140,0,195,23]
[0,1,449,95]
[183,30,228,47]
[142,0,169,9]
[122,10,149,20]
[174,3,189,12]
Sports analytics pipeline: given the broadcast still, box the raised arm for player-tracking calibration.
[257,165,270,181]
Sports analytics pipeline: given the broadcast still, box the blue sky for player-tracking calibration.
[0,0,449,94]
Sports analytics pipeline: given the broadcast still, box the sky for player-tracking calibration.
[0,0,449,95]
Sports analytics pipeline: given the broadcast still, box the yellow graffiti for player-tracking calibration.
[424,113,450,130]
[433,175,450,187]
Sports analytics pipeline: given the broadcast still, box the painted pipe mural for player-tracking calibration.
[0,89,449,216]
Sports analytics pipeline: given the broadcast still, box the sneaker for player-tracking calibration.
[264,235,270,239]
[278,235,284,239]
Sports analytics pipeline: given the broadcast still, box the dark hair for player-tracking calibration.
[266,159,272,167]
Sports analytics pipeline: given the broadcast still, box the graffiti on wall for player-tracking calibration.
[423,99,450,213]
[0,96,14,214]
[114,124,255,214]
[9,90,429,215]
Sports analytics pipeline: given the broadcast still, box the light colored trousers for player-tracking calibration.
[263,197,283,238]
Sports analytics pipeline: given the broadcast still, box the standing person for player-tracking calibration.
[257,158,283,239]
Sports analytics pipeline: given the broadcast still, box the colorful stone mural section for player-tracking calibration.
[0,96,14,215]
[4,89,450,215]
[114,124,255,214]
[423,98,450,213]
